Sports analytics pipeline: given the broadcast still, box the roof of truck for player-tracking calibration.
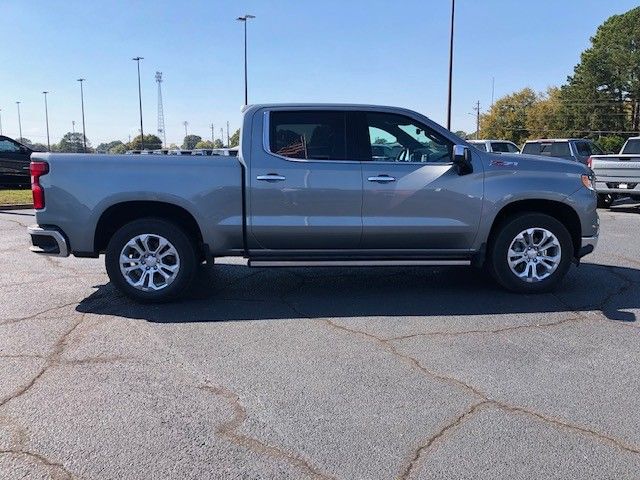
[524,138,591,143]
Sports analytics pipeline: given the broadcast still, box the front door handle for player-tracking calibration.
[257,174,286,182]
[368,175,396,183]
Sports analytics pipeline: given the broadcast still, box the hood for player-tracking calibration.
[485,152,589,175]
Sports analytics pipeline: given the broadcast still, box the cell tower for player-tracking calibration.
[155,71,166,147]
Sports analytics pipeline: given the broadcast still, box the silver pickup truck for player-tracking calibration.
[588,136,640,208]
[28,104,599,302]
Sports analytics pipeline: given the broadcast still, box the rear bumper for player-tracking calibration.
[577,235,598,259]
[27,225,69,257]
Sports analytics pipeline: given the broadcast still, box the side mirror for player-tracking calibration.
[453,145,473,175]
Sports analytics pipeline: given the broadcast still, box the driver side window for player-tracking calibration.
[366,112,452,163]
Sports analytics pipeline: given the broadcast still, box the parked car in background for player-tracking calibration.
[152,149,169,155]
[468,139,520,154]
[27,103,598,302]
[125,150,141,155]
[522,139,603,164]
[211,147,239,157]
[588,136,640,207]
[168,149,192,155]
[0,135,32,187]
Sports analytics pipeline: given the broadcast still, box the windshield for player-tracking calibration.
[491,142,519,153]
[622,139,640,154]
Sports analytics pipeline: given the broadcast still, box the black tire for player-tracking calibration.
[597,194,614,209]
[105,218,197,303]
[488,213,573,293]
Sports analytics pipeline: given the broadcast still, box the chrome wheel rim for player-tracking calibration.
[507,228,561,283]
[119,234,180,291]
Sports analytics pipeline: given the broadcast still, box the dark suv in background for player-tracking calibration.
[0,136,32,187]
[521,139,604,164]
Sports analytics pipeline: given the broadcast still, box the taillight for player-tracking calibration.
[586,156,592,169]
[30,161,49,210]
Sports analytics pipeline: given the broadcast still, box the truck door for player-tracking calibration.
[356,111,483,250]
[248,110,363,250]
[0,137,31,186]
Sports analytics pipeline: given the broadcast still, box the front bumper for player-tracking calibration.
[28,225,70,257]
[577,235,598,259]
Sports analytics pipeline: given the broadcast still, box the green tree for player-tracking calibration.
[111,143,128,154]
[54,132,92,153]
[129,134,162,151]
[96,140,125,153]
[194,140,215,149]
[182,135,202,150]
[453,131,467,140]
[373,137,388,144]
[525,87,564,139]
[480,88,538,144]
[213,139,223,148]
[229,129,240,148]
[594,135,625,154]
[559,7,640,136]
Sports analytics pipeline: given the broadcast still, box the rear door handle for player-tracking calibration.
[256,174,286,182]
[367,175,396,183]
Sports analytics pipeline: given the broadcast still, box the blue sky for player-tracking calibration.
[1,0,638,146]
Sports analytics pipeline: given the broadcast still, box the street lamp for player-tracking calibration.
[16,101,22,140]
[77,78,87,152]
[132,57,145,150]
[236,14,255,106]
[446,0,455,130]
[42,91,51,151]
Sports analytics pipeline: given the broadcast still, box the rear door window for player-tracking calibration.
[269,111,346,160]
[522,142,540,155]
[471,142,487,152]
[490,142,517,153]
[550,142,571,157]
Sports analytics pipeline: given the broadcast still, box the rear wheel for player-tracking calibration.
[105,218,197,302]
[489,213,573,293]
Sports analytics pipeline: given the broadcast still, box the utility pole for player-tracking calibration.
[226,121,230,146]
[42,91,51,151]
[220,128,224,147]
[473,101,481,139]
[236,14,256,106]
[0,108,3,135]
[132,57,145,150]
[77,78,87,152]
[72,120,76,134]
[446,0,455,130]
[210,123,215,142]
[16,101,23,140]
[183,121,188,138]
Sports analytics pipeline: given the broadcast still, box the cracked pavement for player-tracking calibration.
[0,206,639,479]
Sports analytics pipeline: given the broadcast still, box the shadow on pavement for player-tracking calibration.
[76,261,639,325]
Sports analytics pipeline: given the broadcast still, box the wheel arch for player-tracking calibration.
[487,199,581,257]
[94,201,204,254]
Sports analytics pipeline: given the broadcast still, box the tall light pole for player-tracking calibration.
[16,102,23,140]
[0,108,3,135]
[183,121,188,137]
[72,120,75,135]
[446,0,455,130]
[42,91,51,151]
[132,57,145,150]
[236,14,255,106]
[77,78,87,152]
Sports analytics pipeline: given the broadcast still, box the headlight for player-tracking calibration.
[581,174,595,191]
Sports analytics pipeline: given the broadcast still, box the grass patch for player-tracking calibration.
[0,189,33,206]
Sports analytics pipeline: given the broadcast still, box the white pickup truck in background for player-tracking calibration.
[589,136,640,208]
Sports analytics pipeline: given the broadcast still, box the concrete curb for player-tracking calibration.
[0,204,33,211]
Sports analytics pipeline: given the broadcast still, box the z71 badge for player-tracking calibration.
[490,160,519,167]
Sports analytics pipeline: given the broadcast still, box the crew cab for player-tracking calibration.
[588,136,640,208]
[27,104,599,302]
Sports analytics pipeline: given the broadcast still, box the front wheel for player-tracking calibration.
[105,218,197,302]
[489,213,573,293]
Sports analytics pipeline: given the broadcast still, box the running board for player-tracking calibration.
[248,259,471,267]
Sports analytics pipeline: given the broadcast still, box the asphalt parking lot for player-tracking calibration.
[0,205,639,480]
